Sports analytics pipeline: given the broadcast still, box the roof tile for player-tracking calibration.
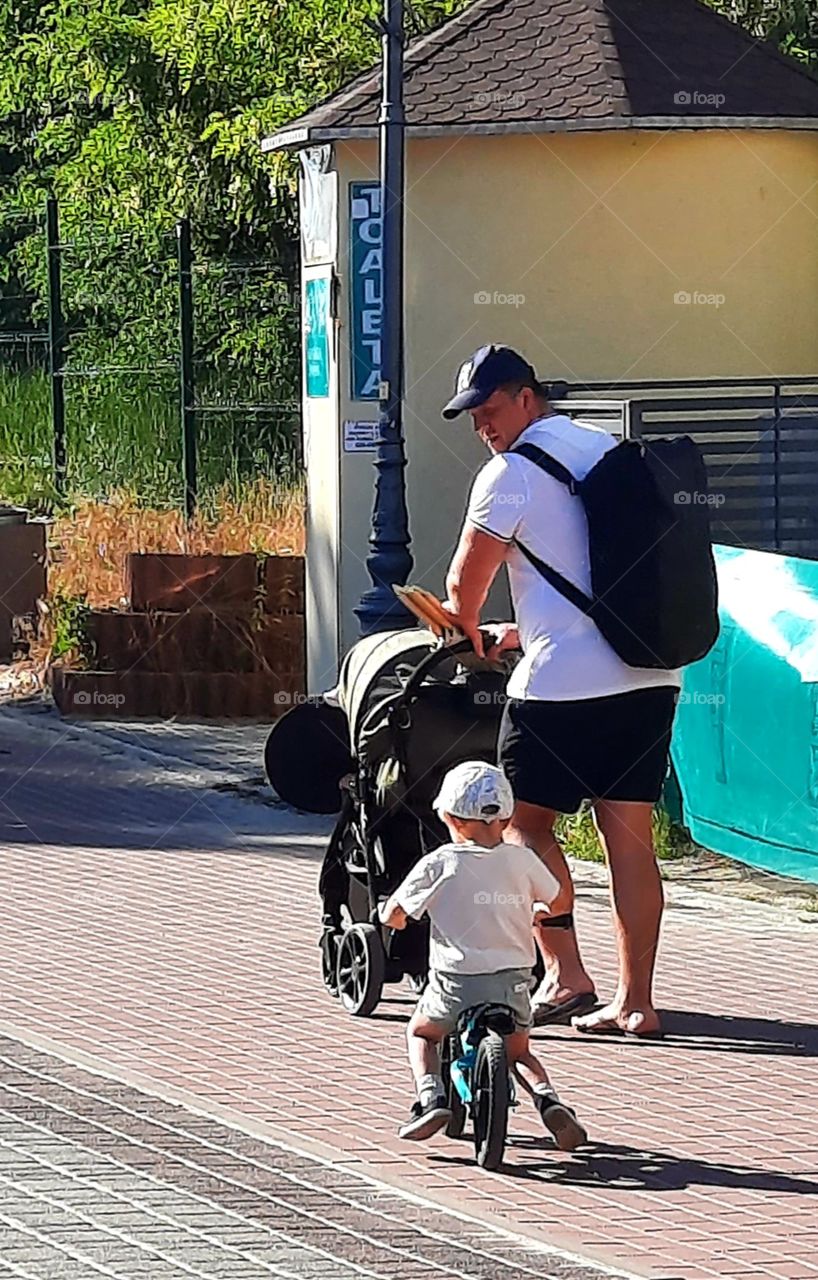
[269,0,818,145]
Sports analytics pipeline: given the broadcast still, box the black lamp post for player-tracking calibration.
[354,0,414,635]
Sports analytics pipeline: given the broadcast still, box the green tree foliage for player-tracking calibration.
[0,0,813,501]
[708,1,818,65]
[0,0,465,496]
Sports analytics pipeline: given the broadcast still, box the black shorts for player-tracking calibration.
[498,687,678,815]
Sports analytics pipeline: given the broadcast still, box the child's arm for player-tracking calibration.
[378,850,446,931]
[527,850,562,914]
[378,895,408,930]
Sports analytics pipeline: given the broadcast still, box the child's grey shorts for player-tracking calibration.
[418,967,533,1033]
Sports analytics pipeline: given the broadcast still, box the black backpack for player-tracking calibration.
[511,435,720,670]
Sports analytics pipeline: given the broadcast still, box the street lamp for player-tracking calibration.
[353,0,414,635]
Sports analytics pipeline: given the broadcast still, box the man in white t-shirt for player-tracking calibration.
[379,761,586,1148]
[440,345,680,1039]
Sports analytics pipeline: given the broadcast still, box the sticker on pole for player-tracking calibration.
[305,276,330,398]
[343,421,378,453]
[349,182,382,401]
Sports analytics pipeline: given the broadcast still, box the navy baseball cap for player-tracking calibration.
[441,344,542,420]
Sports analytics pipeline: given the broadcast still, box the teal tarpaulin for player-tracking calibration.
[672,544,818,884]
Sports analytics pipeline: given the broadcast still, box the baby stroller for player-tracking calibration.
[265,627,514,1017]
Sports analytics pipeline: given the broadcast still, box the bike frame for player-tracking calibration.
[449,1003,517,1106]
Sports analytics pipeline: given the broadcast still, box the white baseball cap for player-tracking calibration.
[433,761,514,823]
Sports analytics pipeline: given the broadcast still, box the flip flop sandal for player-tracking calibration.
[573,1010,665,1040]
[531,991,598,1027]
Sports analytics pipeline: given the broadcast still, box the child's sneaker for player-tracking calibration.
[398,1096,452,1141]
[534,1092,587,1151]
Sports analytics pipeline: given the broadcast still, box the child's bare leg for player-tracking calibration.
[406,1009,448,1097]
[399,1010,452,1141]
[505,1029,551,1095]
[506,1028,587,1152]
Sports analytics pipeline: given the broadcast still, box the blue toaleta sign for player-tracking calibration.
[349,182,382,400]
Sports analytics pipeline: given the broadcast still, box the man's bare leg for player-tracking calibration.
[573,800,663,1036]
[504,800,594,1007]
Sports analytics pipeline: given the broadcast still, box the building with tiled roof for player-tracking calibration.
[265,0,818,150]
[261,0,818,685]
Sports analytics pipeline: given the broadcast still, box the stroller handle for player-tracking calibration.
[390,631,491,723]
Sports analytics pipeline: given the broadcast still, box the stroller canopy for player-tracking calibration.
[337,628,507,813]
[335,628,437,752]
[267,628,509,816]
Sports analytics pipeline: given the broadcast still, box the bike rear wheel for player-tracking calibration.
[472,1031,508,1170]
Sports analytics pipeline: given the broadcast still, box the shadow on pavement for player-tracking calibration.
[431,1141,818,1195]
[0,781,326,853]
[661,1008,818,1056]
[534,1009,818,1057]
[0,729,329,851]
[499,1139,818,1195]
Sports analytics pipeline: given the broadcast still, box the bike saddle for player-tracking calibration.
[460,1002,516,1038]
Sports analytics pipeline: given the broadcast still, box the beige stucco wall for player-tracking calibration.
[308,127,818,686]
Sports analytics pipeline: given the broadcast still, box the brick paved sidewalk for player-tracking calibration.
[0,1033,619,1280]
[0,707,816,1280]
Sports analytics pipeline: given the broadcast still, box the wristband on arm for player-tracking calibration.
[537,912,574,930]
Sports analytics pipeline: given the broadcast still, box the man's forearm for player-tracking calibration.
[445,562,486,625]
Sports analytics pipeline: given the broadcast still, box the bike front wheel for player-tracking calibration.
[472,1031,509,1170]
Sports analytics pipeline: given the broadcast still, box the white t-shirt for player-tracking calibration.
[466,414,682,701]
[394,840,560,975]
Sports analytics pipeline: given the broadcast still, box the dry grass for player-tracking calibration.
[48,479,305,608]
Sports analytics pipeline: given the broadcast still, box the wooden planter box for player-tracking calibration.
[51,552,306,720]
[126,553,258,612]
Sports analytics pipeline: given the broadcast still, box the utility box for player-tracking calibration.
[0,508,47,662]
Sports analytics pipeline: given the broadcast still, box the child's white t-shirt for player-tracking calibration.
[394,841,560,975]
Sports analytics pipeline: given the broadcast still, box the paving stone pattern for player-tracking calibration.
[0,706,816,1280]
[0,1036,617,1280]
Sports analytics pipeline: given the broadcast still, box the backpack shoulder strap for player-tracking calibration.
[511,441,578,495]
[509,440,594,614]
[513,540,595,616]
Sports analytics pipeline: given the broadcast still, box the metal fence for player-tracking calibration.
[0,198,301,514]
[556,378,818,559]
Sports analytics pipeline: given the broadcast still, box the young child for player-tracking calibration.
[379,760,587,1149]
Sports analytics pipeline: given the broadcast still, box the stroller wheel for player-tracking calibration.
[336,924,385,1017]
[320,931,341,998]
